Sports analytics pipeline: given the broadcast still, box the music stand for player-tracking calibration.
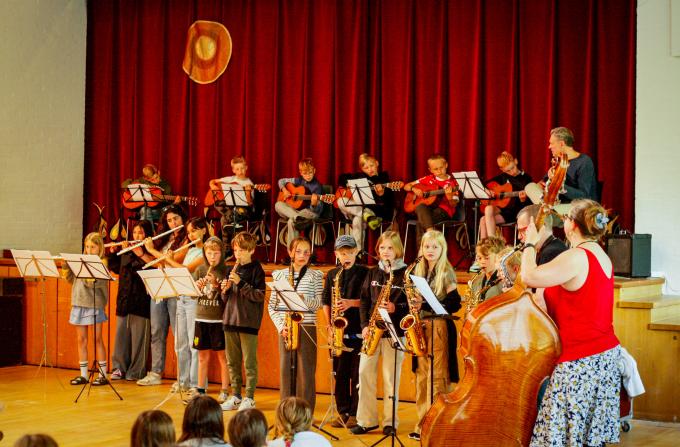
[452,171,490,267]
[60,253,122,403]
[373,308,406,447]
[268,280,339,441]
[214,183,251,243]
[137,267,201,408]
[409,275,455,411]
[11,250,60,377]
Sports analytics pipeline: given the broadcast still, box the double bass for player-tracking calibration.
[420,154,568,446]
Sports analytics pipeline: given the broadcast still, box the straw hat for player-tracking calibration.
[182,20,232,84]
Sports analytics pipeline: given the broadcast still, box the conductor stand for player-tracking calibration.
[452,171,491,268]
[138,266,202,408]
[268,280,339,442]
[11,250,61,379]
[372,308,406,447]
[60,253,122,403]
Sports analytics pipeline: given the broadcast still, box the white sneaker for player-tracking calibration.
[238,397,255,411]
[217,391,229,403]
[221,395,242,411]
[136,371,162,386]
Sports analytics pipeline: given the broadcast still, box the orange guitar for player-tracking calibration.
[403,183,459,214]
[333,181,404,208]
[276,183,335,210]
[122,187,198,210]
[204,183,271,207]
[479,181,525,213]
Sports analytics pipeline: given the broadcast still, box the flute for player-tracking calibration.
[118,225,184,255]
[104,240,128,248]
[142,239,200,269]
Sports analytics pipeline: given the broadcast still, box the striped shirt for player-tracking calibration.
[268,267,324,332]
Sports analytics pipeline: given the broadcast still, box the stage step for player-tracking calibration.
[618,294,680,321]
[648,315,680,332]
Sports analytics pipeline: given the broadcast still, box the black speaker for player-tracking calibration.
[605,234,651,278]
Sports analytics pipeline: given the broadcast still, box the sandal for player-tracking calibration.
[92,376,109,386]
[70,376,88,385]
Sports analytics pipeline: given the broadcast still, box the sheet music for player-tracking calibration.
[267,279,310,312]
[221,183,250,207]
[452,171,490,199]
[60,253,113,280]
[347,178,375,205]
[378,308,406,351]
[137,267,200,299]
[10,249,60,278]
[410,275,448,315]
[126,183,155,202]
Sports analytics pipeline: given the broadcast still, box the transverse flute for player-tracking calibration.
[142,239,199,269]
[118,225,184,256]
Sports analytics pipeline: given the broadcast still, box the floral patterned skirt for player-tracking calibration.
[530,345,622,447]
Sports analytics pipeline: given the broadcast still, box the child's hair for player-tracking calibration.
[13,434,58,447]
[550,126,575,147]
[155,204,188,250]
[233,231,257,252]
[231,155,247,166]
[496,151,516,167]
[227,408,268,447]
[288,236,312,254]
[142,164,158,178]
[374,230,404,260]
[132,220,154,240]
[204,236,224,253]
[177,395,225,444]
[274,397,312,443]
[476,236,506,257]
[359,153,378,167]
[567,199,609,240]
[130,410,175,447]
[187,217,209,243]
[298,157,315,171]
[415,229,456,297]
[84,232,105,258]
[427,154,447,164]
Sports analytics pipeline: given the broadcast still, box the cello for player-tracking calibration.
[420,154,568,446]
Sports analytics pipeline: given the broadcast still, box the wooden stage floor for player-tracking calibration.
[1,366,679,446]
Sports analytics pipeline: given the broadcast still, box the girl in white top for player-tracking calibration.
[268,237,323,412]
[269,397,331,447]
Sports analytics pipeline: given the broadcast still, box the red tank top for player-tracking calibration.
[544,248,619,363]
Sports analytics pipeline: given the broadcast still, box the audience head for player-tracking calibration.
[83,232,105,258]
[274,397,312,442]
[13,434,58,447]
[228,408,268,447]
[178,395,225,444]
[375,230,404,263]
[564,199,609,242]
[130,410,175,447]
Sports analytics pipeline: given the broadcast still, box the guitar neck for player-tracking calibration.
[423,189,448,198]
[498,191,523,199]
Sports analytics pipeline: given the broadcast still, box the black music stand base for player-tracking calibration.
[75,359,123,403]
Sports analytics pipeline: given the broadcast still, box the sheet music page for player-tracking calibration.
[10,249,60,278]
[410,275,448,315]
[126,183,155,201]
[137,267,200,299]
[347,178,375,205]
[266,279,309,312]
[452,171,490,199]
[60,253,112,280]
[221,183,250,207]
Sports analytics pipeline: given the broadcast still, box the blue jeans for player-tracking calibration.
[150,297,177,374]
[175,296,198,388]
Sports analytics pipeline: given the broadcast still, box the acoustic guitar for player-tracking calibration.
[403,183,459,214]
[479,181,525,212]
[276,183,335,210]
[122,186,198,210]
[333,181,404,208]
[204,183,271,207]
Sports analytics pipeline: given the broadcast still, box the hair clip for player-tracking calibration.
[595,212,609,229]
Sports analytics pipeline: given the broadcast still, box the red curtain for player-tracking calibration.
[84,0,636,236]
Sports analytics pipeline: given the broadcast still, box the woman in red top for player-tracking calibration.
[521,199,621,447]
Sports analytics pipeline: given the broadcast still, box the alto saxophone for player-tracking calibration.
[399,256,427,357]
[465,271,501,315]
[361,261,393,356]
[283,265,303,351]
[330,267,350,357]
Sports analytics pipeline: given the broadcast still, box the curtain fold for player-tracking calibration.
[85,0,636,235]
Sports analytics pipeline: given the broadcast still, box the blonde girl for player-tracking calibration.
[269,397,331,447]
[409,229,462,441]
[64,232,109,386]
